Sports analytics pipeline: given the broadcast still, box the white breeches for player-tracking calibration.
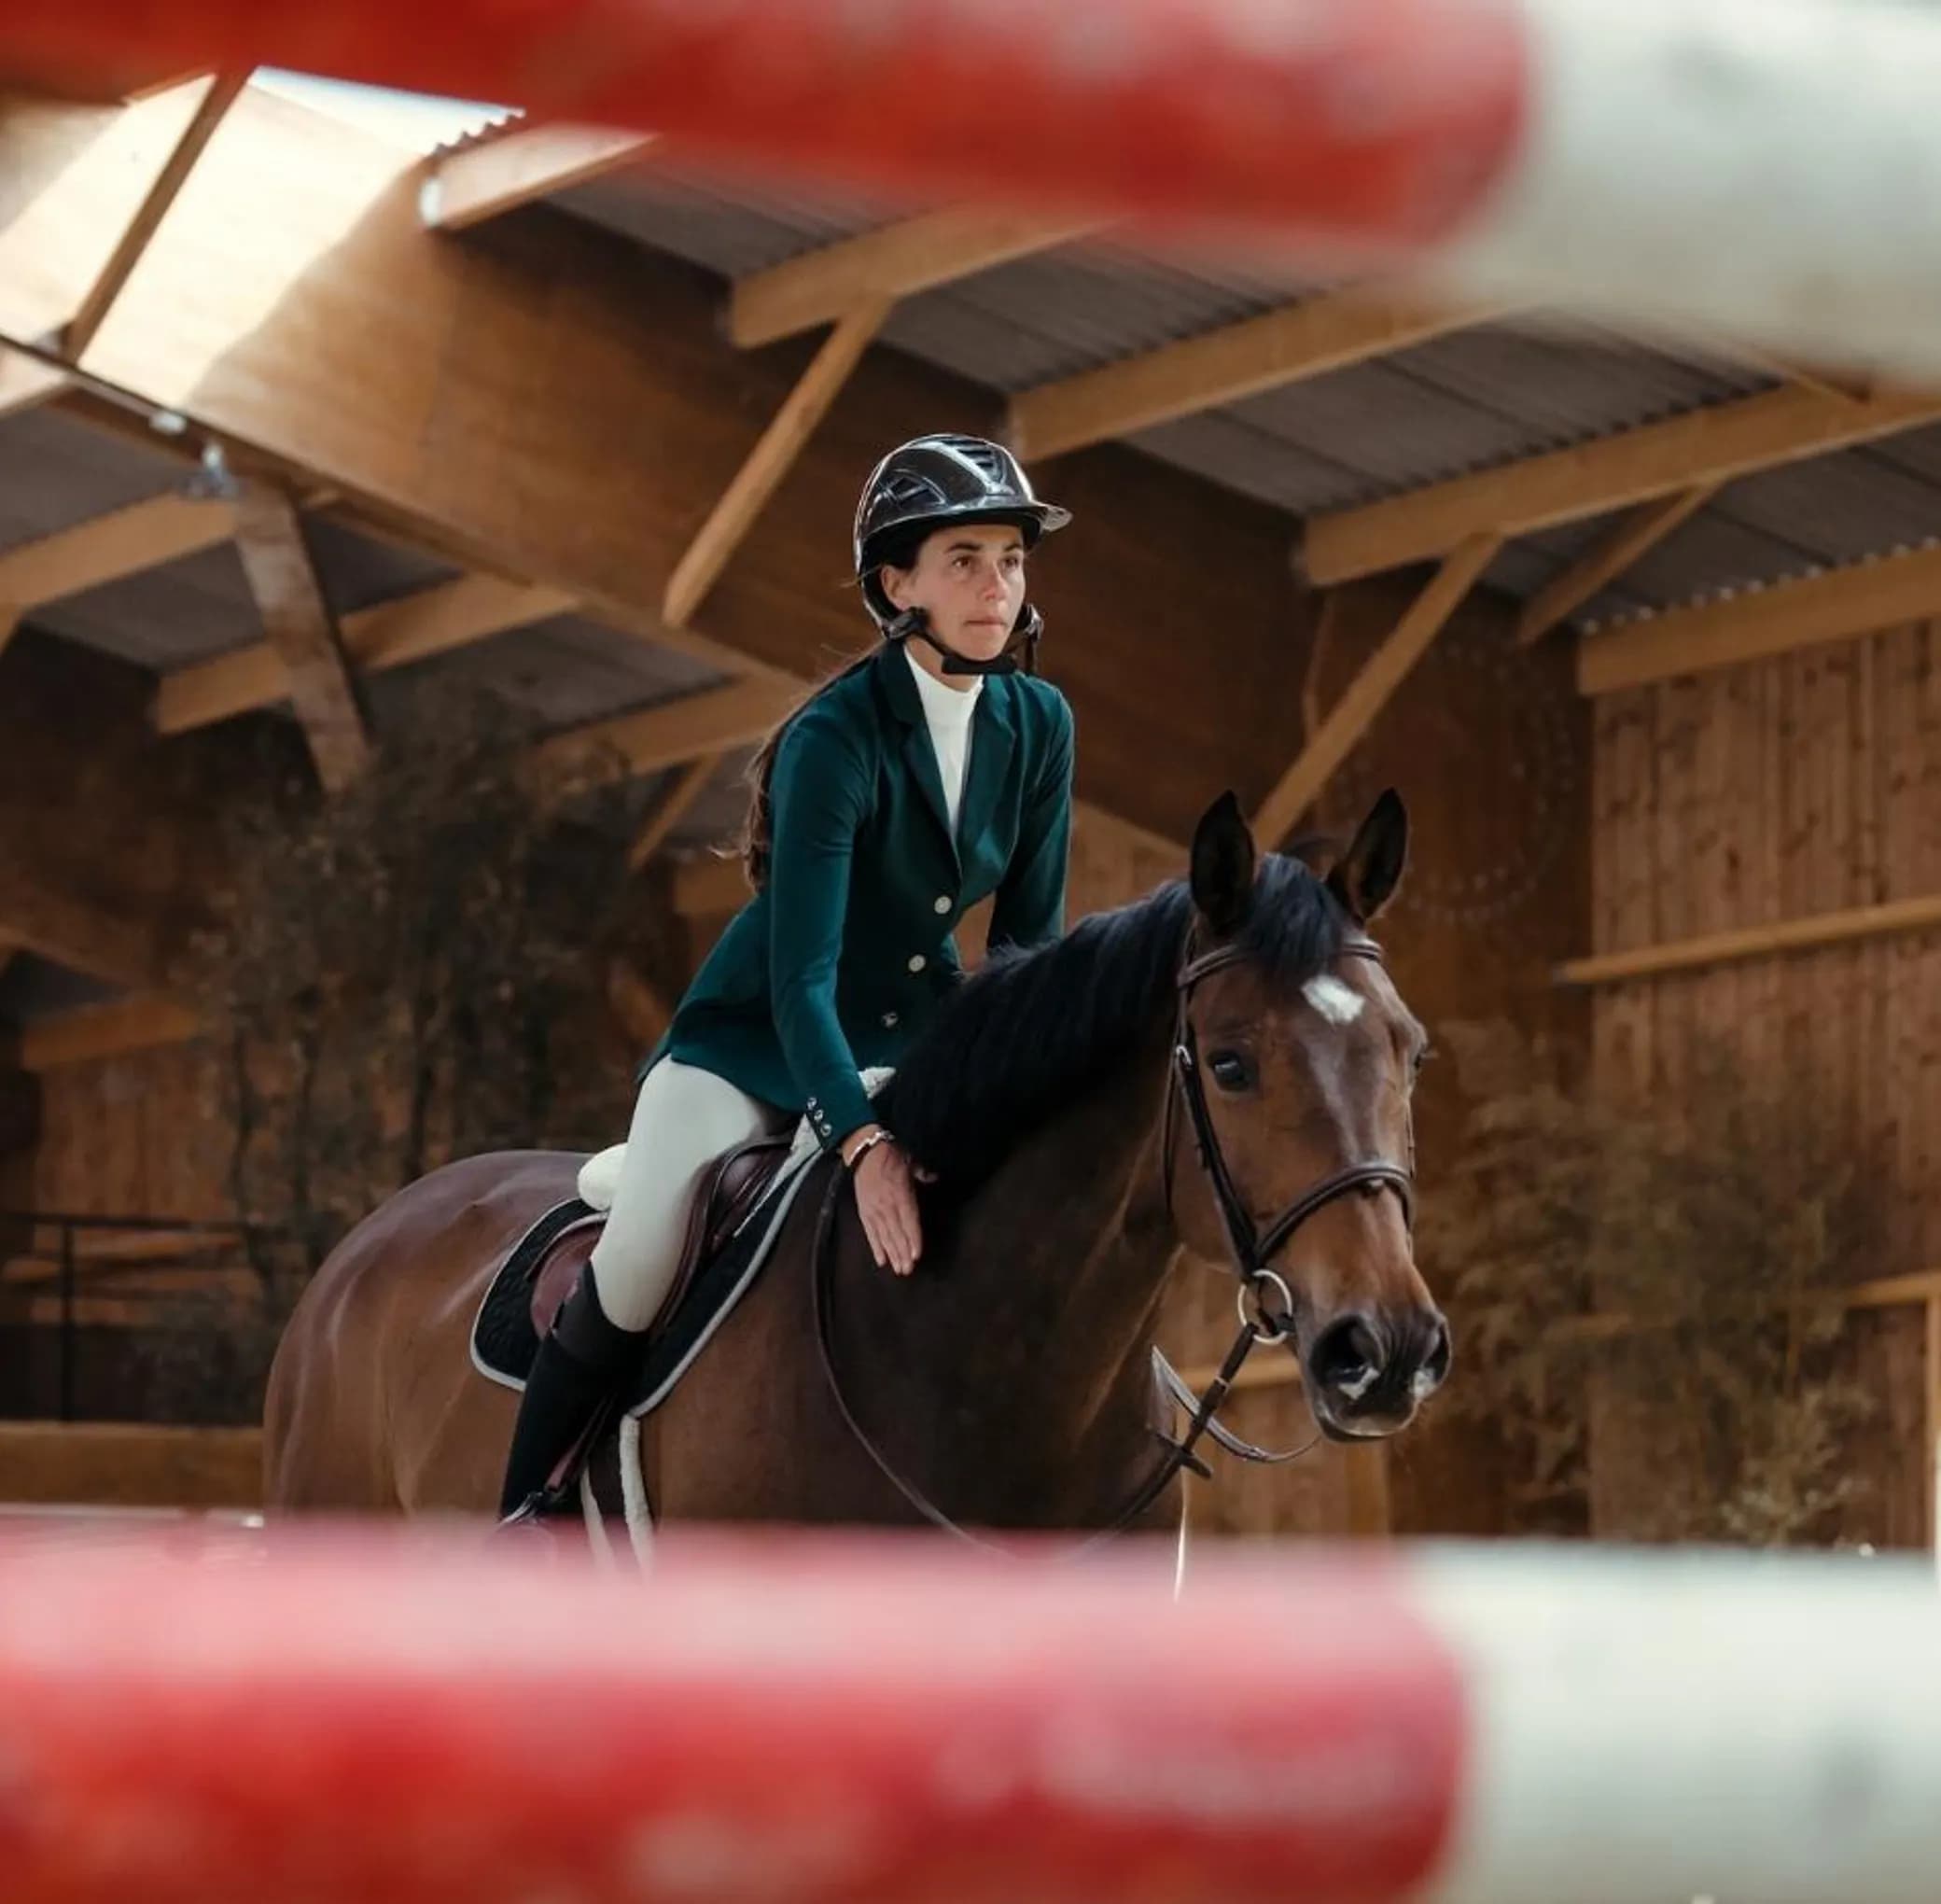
[587,1058,790,1333]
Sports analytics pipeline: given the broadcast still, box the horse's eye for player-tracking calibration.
[1411,1043,1435,1079]
[1207,1051,1254,1092]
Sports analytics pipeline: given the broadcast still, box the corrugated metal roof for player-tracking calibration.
[255,72,516,155]
[553,161,901,279]
[0,408,183,555]
[885,245,1324,392]
[542,163,1941,635]
[368,616,726,735]
[35,543,258,670]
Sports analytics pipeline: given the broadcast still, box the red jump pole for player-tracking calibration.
[0,0,1529,252]
[0,1526,1462,1904]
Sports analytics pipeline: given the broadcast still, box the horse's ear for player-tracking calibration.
[1190,791,1257,935]
[1327,789,1408,925]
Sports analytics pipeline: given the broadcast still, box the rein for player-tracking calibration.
[809,927,1417,1552]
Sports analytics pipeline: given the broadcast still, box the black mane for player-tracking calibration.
[880,855,1350,1184]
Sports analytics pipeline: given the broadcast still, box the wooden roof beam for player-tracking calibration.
[1515,481,1721,648]
[1008,289,1501,461]
[155,571,576,734]
[1251,533,1502,849]
[18,993,201,1071]
[420,123,657,231]
[1556,890,1941,987]
[664,297,890,629]
[1577,540,1941,696]
[0,853,166,989]
[730,204,1104,349]
[0,490,234,615]
[627,753,723,873]
[232,482,372,791]
[539,675,800,786]
[1304,385,1941,585]
[61,71,245,359]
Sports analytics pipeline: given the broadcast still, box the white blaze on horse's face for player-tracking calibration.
[1301,974,1365,1027]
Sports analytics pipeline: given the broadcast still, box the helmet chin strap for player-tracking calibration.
[887,605,1042,677]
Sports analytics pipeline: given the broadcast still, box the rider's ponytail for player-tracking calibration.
[734,648,880,890]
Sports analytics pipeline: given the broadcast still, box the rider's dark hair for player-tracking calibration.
[734,529,932,889]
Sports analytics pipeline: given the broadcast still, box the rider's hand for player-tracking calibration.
[844,1126,924,1276]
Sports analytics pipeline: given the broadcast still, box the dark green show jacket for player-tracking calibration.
[651,642,1075,1150]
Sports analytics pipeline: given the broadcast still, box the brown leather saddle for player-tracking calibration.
[527,1135,794,1342]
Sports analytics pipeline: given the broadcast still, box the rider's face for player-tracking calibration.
[882,524,1027,665]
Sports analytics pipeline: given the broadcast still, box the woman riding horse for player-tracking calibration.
[499,433,1078,1522]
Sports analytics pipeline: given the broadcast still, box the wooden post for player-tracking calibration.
[1927,1298,1941,1554]
[232,483,373,792]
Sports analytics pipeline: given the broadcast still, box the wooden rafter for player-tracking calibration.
[1555,891,1941,988]
[540,675,798,786]
[0,491,232,611]
[62,71,246,359]
[1576,541,1941,696]
[730,204,1101,348]
[1515,482,1721,648]
[628,753,723,872]
[18,993,202,1071]
[1304,386,1941,585]
[231,483,372,791]
[664,298,890,629]
[155,573,575,734]
[0,852,164,989]
[1250,533,1502,848]
[1008,289,1500,461]
[420,123,657,231]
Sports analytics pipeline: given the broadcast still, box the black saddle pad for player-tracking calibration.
[470,1147,834,1419]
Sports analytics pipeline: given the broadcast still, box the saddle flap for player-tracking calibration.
[524,1137,793,1344]
[527,1220,605,1340]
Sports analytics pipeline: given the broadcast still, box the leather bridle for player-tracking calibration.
[1162,932,1416,1344]
[811,926,1418,1552]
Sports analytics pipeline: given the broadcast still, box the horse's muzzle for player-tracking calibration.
[1306,1308,1451,1437]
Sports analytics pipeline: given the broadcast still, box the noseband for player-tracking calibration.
[1163,932,1416,1345]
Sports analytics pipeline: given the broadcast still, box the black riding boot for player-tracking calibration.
[497,1263,641,1522]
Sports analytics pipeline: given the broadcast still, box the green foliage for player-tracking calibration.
[184,690,643,1276]
[1421,1019,1884,1547]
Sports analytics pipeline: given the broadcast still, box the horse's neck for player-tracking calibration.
[916,1029,1180,1511]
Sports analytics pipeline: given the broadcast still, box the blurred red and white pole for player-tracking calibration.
[0,1524,1938,1902]
[6,0,1941,376]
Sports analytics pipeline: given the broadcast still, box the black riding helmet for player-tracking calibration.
[854,434,1071,674]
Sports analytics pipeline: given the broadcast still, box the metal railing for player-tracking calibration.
[0,1212,279,1421]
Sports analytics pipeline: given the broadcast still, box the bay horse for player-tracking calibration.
[263,791,1449,1538]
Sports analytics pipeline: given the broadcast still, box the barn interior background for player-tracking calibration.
[1,70,1937,1547]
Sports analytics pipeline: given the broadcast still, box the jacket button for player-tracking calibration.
[881,1011,899,1029]
[907,954,927,973]
[933,896,951,915]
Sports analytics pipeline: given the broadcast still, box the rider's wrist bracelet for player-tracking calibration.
[844,1127,894,1170]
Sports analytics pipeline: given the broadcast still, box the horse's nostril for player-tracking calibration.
[1421,1316,1453,1388]
[1311,1315,1385,1406]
